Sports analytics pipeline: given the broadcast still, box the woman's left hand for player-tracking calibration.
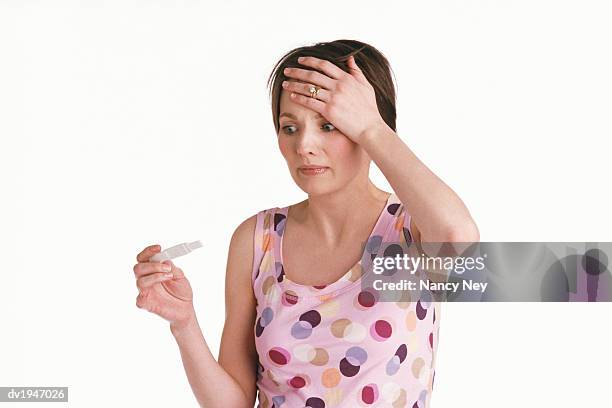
[282,55,389,144]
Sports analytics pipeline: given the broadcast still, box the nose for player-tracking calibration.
[295,125,321,157]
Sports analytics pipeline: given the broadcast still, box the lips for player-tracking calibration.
[298,166,329,175]
[299,166,328,170]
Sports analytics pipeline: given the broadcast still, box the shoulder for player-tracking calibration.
[227,207,278,266]
[230,213,256,245]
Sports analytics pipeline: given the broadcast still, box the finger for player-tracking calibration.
[136,291,150,310]
[136,272,173,291]
[296,56,347,80]
[162,260,185,279]
[289,92,326,114]
[347,55,368,85]
[136,244,161,263]
[133,261,172,278]
[282,80,330,102]
[283,67,335,90]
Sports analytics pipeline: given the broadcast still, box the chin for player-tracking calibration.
[292,175,336,196]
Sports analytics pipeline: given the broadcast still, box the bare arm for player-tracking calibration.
[170,215,258,408]
[361,123,480,243]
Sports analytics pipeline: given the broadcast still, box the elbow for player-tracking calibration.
[445,221,480,243]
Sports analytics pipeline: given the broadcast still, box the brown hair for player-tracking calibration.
[267,39,397,134]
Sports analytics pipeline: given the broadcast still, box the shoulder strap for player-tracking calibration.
[252,207,281,284]
[252,209,267,284]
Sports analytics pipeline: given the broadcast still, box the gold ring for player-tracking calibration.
[309,85,319,98]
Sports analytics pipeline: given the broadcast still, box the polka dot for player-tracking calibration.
[266,369,283,389]
[275,262,285,283]
[370,319,393,341]
[418,389,428,407]
[330,318,366,342]
[429,332,434,348]
[324,388,343,405]
[343,323,366,342]
[321,368,341,388]
[291,320,313,339]
[262,276,280,303]
[259,391,269,407]
[300,310,322,327]
[387,203,401,215]
[319,300,340,318]
[340,346,368,377]
[293,344,329,366]
[395,344,407,363]
[311,348,329,366]
[305,396,325,408]
[411,357,425,378]
[339,357,360,377]
[361,383,379,404]
[262,276,276,294]
[262,231,271,252]
[293,344,317,362]
[255,319,264,337]
[281,290,299,306]
[274,213,286,234]
[346,346,368,365]
[406,333,420,353]
[288,374,309,389]
[260,307,274,326]
[396,289,412,307]
[356,290,377,308]
[366,235,383,253]
[268,347,290,366]
[386,344,408,375]
[260,251,272,275]
[331,318,351,337]
[385,355,401,375]
[403,227,413,245]
[405,311,417,331]
[381,382,401,403]
[272,395,285,406]
[416,300,428,320]
[418,366,430,386]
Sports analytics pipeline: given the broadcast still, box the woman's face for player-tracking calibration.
[277,81,370,195]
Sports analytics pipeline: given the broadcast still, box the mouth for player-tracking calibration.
[298,166,329,176]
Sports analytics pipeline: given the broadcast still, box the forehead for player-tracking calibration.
[279,82,324,120]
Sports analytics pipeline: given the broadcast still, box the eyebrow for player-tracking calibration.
[280,112,325,120]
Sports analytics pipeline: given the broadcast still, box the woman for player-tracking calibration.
[133,39,479,408]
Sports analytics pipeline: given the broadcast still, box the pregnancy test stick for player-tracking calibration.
[150,240,203,262]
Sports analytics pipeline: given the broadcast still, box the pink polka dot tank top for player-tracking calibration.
[251,193,441,408]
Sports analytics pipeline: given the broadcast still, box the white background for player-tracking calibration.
[1,0,611,407]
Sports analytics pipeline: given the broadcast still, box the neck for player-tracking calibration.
[293,179,389,245]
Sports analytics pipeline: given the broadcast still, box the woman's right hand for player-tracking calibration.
[133,244,195,329]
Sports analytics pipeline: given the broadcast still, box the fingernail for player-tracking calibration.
[282,81,288,87]
[164,273,173,278]
[162,264,172,272]
[298,57,304,62]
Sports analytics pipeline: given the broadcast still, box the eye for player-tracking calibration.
[322,122,336,132]
[281,125,297,135]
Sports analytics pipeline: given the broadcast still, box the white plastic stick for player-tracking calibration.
[150,240,203,262]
